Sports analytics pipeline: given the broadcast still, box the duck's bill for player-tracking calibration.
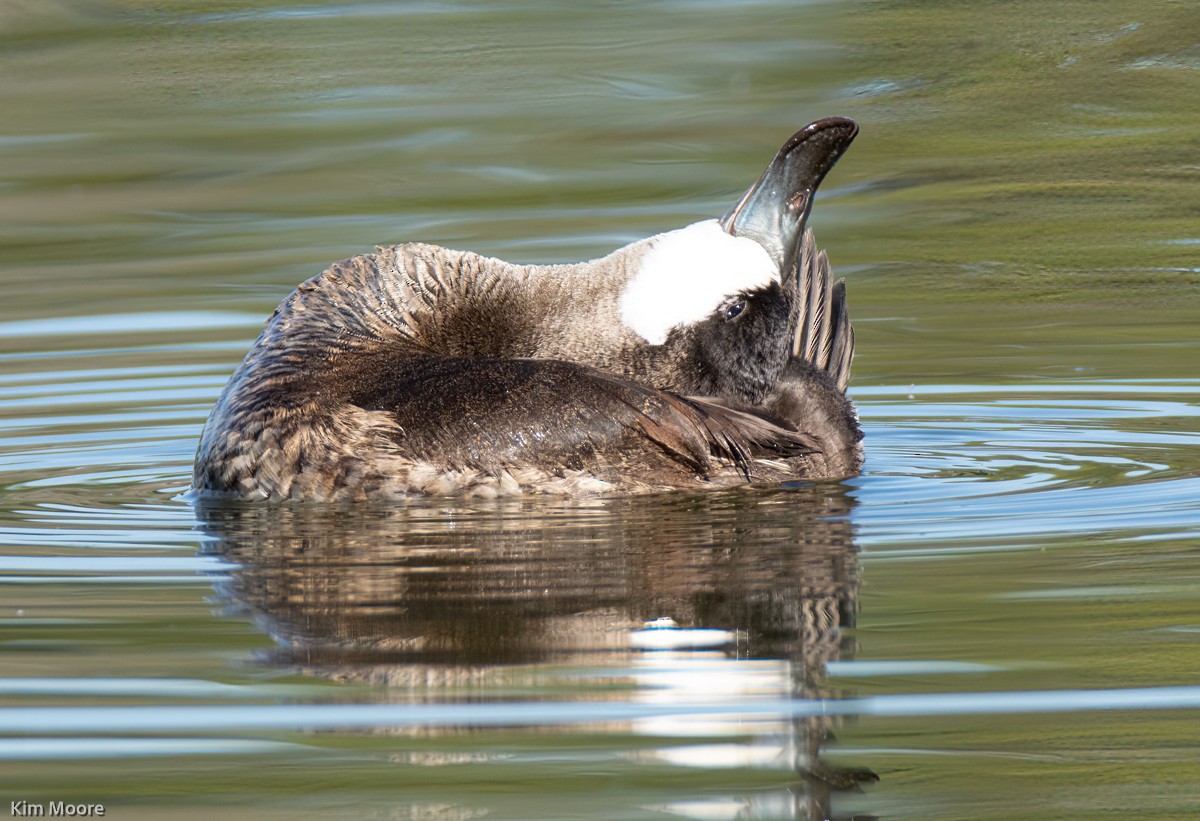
[719,117,858,274]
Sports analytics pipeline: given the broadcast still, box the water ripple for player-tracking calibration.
[2,686,1198,735]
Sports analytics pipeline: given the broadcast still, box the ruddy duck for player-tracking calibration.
[194,118,862,500]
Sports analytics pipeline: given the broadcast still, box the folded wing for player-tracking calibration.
[346,354,819,482]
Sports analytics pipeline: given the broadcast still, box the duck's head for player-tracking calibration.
[618,118,858,403]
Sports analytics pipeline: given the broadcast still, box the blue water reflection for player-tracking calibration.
[6,685,1199,734]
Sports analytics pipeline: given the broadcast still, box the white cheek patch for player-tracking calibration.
[619,219,778,345]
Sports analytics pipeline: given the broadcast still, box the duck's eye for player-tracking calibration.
[722,299,747,321]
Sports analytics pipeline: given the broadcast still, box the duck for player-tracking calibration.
[193,117,863,501]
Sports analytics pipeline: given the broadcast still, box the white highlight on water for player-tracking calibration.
[619,219,777,345]
[2,685,1198,733]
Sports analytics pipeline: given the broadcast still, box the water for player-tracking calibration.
[2,1,1199,818]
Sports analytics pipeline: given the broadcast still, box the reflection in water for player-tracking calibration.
[197,486,875,820]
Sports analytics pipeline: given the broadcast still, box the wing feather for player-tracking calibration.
[342,354,818,482]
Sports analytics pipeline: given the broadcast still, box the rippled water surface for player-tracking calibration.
[2,1,1199,819]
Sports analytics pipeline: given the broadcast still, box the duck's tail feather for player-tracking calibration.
[792,228,854,392]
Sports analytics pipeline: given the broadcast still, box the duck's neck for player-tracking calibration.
[388,240,652,369]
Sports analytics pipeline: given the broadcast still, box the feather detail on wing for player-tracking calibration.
[343,355,819,483]
[627,392,821,479]
[792,228,855,392]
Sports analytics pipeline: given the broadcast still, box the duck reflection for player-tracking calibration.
[197,485,875,820]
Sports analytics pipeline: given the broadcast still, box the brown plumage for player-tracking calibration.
[193,118,863,500]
